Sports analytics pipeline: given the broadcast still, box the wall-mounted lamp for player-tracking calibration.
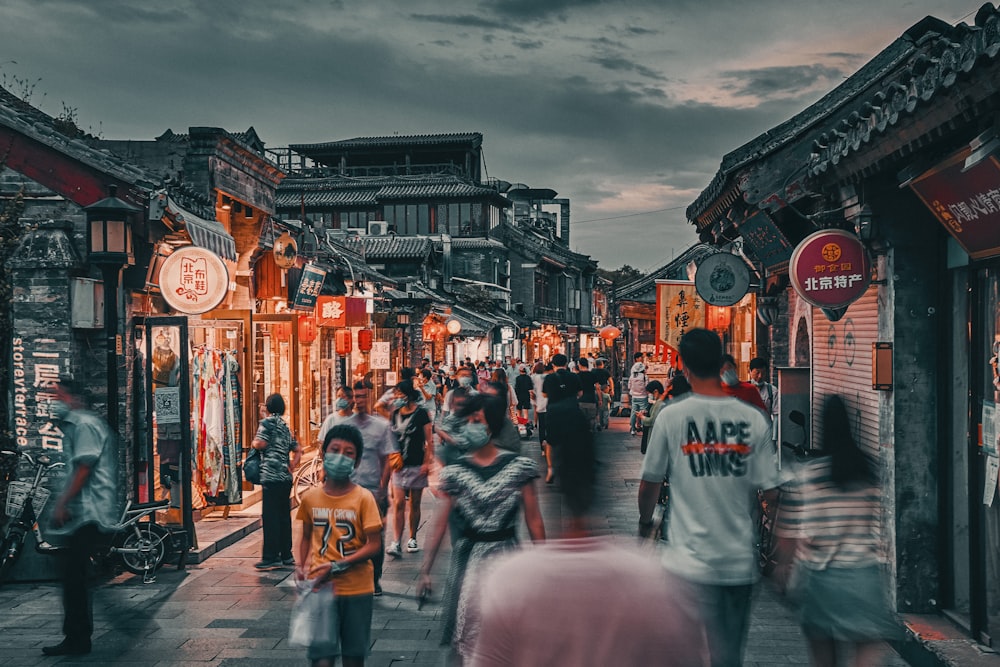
[757,296,780,326]
[854,204,875,241]
[873,342,893,390]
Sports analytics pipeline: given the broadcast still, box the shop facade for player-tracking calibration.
[687,7,1000,646]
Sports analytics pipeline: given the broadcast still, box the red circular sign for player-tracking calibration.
[789,229,871,309]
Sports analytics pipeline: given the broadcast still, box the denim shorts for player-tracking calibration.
[307,594,374,660]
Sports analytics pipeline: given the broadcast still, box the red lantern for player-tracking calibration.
[298,315,317,344]
[335,329,353,355]
[706,305,732,332]
[357,328,373,352]
[599,325,622,342]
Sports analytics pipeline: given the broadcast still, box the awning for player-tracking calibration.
[166,197,237,261]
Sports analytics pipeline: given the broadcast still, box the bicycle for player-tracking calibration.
[0,450,187,585]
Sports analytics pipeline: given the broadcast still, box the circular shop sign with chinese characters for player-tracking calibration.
[789,229,871,309]
[694,252,751,306]
[159,246,230,315]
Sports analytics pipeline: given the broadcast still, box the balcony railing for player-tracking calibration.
[535,305,563,322]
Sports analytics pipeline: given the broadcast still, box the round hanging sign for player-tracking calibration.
[273,232,297,269]
[694,253,751,306]
[789,229,871,309]
[159,246,230,315]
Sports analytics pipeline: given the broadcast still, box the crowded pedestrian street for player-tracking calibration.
[0,414,910,667]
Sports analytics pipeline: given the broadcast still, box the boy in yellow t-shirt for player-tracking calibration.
[295,424,383,667]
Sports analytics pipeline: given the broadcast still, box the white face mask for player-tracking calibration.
[721,369,739,386]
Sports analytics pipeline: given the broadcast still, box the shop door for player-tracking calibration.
[966,265,1000,643]
[252,314,308,449]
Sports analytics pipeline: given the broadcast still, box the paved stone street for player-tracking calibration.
[0,415,908,666]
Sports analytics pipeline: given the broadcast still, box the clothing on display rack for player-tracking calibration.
[191,347,243,506]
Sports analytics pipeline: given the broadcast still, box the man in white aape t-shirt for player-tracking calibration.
[637,328,780,667]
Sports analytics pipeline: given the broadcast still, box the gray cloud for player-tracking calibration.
[588,54,666,81]
[720,64,845,98]
[409,13,511,31]
[513,39,544,50]
[484,0,607,20]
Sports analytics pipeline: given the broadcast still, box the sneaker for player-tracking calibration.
[281,557,295,567]
[374,583,383,597]
[630,429,637,436]
[386,542,402,559]
[406,538,420,553]
[254,559,282,571]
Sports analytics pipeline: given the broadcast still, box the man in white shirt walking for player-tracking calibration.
[637,328,780,667]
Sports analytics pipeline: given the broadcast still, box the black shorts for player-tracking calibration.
[516,398,532,410]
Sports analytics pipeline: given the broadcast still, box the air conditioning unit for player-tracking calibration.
[368,221,389,236]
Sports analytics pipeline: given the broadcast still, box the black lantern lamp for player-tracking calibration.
[85,185,138,266]
[853,204,875,242]
[84,185,140,434]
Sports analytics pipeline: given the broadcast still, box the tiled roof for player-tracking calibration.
[0,85,156,189]
[377,182,498,199]
[502,222,596,269]
[345,235,432,260]
[275,189,378,207]
[291,133,482,153]
[445,237,506,250]
[276,174,507,208]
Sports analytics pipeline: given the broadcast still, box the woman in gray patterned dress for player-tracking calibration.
[418,393,546,661]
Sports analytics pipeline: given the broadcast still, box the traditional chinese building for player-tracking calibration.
[687,7,1000,657]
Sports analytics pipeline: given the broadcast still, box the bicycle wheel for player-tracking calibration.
[117,522,168,575]
[293,455,324,503]
[0,526,28,584]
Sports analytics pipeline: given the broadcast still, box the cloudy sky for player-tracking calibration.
[0,0,978,270]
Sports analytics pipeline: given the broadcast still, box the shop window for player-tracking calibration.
[449,203,461,236]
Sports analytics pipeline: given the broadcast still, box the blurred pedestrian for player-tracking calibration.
[386,380,434,557]
[638,380,666,455]
[417,392,545,662]
[627,353,649,436]
[544,372,592,486]
[637,328,780,667]
[469,410,702,667]
[43,379,119,656]
[777,395,900,667]
[514,365,533,423]
[575,357,599,432]
[343,381,400,596]
[480,382,522,454]
[592,358,612,430]
[721,354,768,412]
[530,362,549,457]
[295,424,382,667]
[253,393,301,571]
[317,385,355,448]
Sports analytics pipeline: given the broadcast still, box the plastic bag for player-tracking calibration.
[288,581,339,654]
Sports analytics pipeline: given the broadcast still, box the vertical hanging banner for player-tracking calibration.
[291,262,327,311]
[655,280,705,349]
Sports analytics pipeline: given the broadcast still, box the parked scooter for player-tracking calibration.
[0,450,187,585]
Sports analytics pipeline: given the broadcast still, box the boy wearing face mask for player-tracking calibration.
[295,423,382,667]
[719,354,768,413]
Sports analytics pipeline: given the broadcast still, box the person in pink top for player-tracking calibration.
[468,413,703,667]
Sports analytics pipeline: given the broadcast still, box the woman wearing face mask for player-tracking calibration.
[417,393,546,663]
[720,354,768,412]
[386,380,434,558]
[295,424,383,667]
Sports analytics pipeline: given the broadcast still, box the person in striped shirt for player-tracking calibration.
[775,394,900,667]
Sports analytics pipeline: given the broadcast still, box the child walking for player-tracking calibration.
[295,424,383,667]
